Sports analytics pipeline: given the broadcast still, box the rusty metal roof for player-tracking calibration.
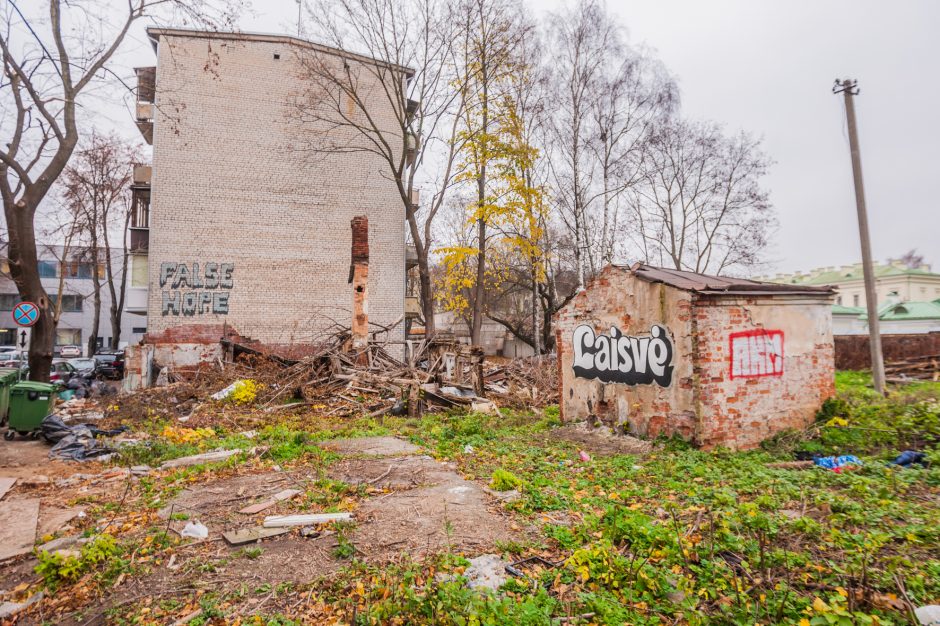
[625,263,836,297]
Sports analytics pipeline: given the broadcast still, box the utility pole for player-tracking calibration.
[833,78,885,394]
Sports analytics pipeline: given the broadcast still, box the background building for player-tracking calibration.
[762,259,940,336]
[0,245,144,354]
[131,28,408,365]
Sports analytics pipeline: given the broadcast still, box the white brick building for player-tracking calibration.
[130,29,409,363]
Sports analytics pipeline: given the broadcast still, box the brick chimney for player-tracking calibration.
[350,216,369,352]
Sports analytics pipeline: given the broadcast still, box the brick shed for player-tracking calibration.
[555,264,837,450]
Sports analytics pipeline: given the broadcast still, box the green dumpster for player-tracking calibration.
[6,381,57,440]
[0,370,19,425]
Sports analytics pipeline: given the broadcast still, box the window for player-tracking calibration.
[38,261,57,278]
[63,261,98,279]
[0,294,20,310]
[55,329,81,346]
[853,294,860,307]
[131,255,148,288]
[132,327,147,334]
[50,294,83,312]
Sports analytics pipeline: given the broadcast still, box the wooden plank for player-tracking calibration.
[0,498,40,561]
[222,527,290,546]
[262,512,352,528]
[0,477,15,501]
[238,489,301,515]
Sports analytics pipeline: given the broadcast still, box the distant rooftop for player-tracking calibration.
[859,299,940,322]
[755,259,939,286]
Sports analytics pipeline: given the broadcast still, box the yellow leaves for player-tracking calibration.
[160,426,214,445]
[836,586,848,598]
[800,619,811,626]
[812,596,829,613]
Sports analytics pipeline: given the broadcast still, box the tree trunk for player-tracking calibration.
[3,200,54,381]
[416,253,435,337]
[531,264,540,355]
[106,209,131,349]
[471,216,486,346]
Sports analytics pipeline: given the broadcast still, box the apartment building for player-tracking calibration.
[131,28,414,364]
[0,246,144,353]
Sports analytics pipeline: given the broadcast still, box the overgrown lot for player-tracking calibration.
[6,372,938,625]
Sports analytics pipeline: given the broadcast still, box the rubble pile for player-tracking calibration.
[483,355,558,408]
[885,354,940,383]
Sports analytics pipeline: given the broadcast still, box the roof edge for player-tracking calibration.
[146,27,415,77]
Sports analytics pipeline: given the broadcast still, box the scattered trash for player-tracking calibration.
[238,489,301,514]
[262,512,353,528]
[160,448,246,469]
[222,526,289,546]
[181,521,209,539]
[300,526,321,538]
[890,450,928,468]
[505,555,561,588]
[463,444,475,454]
[41,415,124,461]
[813,455,863,472]
[579,450,592,462]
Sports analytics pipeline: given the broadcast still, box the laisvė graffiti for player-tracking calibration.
[572,324,674,387]
[160,262,234,316]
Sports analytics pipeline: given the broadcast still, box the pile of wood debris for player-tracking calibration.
[885,354,940,383]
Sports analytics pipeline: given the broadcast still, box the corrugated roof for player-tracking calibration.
[859,300,940,321]
[625,263,836,297]
[832,304,865,315]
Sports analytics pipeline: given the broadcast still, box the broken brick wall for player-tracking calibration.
[556,266,836,450]
[693,296,835,450]
[555,266,697,440]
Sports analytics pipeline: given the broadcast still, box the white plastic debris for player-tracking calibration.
[181,521,209,539]
[210,382,240,401]
[463,444,475,454]
[916,605,940,626]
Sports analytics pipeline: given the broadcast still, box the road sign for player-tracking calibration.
[17,327,31,354]
[12,301,39,327]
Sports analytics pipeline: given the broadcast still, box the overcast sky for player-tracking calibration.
[113,0,940,274]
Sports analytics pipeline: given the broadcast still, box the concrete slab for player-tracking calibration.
[0,498,40,561]
[0,477,15,501]
[318,436,421,456]
[37,505,84,539]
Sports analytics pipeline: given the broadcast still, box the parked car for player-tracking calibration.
[93,351,125,379]
[68,357,98,379]
[58,345,82,358]
[0,353,23,368]
[20,359,77,384]
[0,346,16,353]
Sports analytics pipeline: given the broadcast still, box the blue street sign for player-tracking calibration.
[12,301,39,327]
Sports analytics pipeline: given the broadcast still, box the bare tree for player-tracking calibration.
[631,120,775,275]
[61,132,139,355]
[543,0,674,288]
[0,0,239,380]
[296,0,468,337]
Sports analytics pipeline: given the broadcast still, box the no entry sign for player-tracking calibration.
[12,301,39,327]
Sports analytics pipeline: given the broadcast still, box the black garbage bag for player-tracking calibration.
[40,414,125,461]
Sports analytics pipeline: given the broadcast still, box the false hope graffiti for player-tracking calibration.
[729,329,784,379]
[160,262,234,316]
[572,324,674,387]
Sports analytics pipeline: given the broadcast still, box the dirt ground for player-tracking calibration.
[549,420,654,456]
[0,432,517,624]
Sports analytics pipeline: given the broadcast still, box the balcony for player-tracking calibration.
[125,286,148,315]
[135,66,156,145]
[129,180,150,252]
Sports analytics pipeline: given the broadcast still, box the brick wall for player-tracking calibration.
[147,34,405,355]
[693,297,835,449]
[556,266,836,450]
[834,332,940,369]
